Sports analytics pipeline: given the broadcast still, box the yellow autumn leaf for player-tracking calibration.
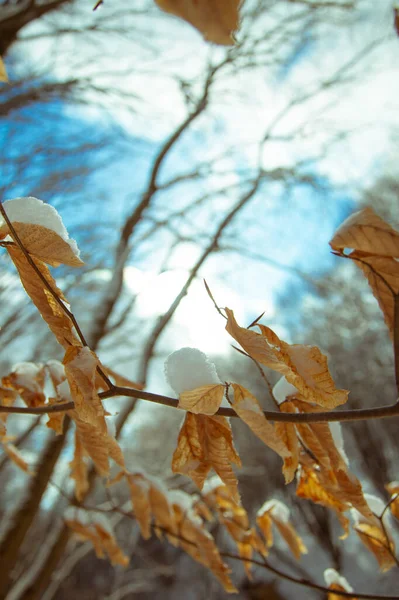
[2,442,34,474]
[172,412,241,502]
[203,480,266,573]
[385,482,399,521]
[275,401,299,484]
[330,206,399,257]
[154,0,241,45]
[178,384,225,415]
[296,461,350,536]
[225,308,348,409]
[324,569,357,600]
[65,510,129,566]
[64,347,125,476]
[2,362,46,407]
[69,431,90,501]
[257,500,307,560]
[230,384,290,459]
[349,253,399,338]
[126,471,175,540]
[171,501,237,593]
[0,57,7,83]
[354,520,396,572]
[7,246,80,349]
[0,222,83,267]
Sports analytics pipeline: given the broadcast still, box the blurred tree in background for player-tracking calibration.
[1,1,399,598]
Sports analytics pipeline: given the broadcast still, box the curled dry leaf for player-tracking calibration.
[0,222,83,267]
[354,520,396,572]
[324,568,357,600]
[64,347,125,476]
[126,471,175,540]
[275,401,299,484]
[7,246,80,348]
[172,412,241,502]
[330,208,399,337]
[225,309,348,409]
[2,442,34,474]
[2,362,45,407]
[350,253,399,338]
[330,206,399,257]
[154,0,241,45]
[0,56,7,82]
[0,197,83,267]
[385,482,399,520]
[257,500,307,560]
[171,501,237,593]
[230,384,290,459]
[178,384,225,415]
[65,510,129,566]
[0,387,18,439]
[69,431,90,501]
[203,480,266,576]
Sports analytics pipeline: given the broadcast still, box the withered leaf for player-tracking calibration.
[257,500,307,559]
[330,206,399,257]
[154,0,241,45]
[178,384,225,415]
[230,384,290,459]
[69,431,90,501]
[0,222,83,267]
[172,413,241,502]
[275,401,299,484]
[65,510,129,566]
[225,309,348,409]
[0,57,7,83]
[7,246,80,348]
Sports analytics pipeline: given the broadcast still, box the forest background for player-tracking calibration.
[1,0,399,598]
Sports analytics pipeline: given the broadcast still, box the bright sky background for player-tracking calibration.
[3,0,399,393]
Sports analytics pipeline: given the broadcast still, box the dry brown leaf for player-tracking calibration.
[275,401,299,484]
[203,480,267,573]
[69,431,90,501]
[257,500,307,559]
[65,511,129,566]
[296,460,350,536]
[172,413,241,502]
[2,362,45,407]
[330,206,399,257]
[225,309,348,409]
[126,471,175,540]
[354,521,396,572]
[154,0,241,45]
[171,501,237,592]
[178,384,225,415]
[385,482,399,520]
[64,347,125,476]
[0,57,7,83]
[46,399,66,435]
[2,442,34,474]
[350,253,399,337]
[230,384,290,459]
[7,246,80,348]
[104,366,143,390]
[324,569,357,600]
[0,387,18,439]
[0,222,83,267]
[328,584,358,600]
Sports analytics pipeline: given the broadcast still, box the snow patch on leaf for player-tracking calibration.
[165,347,221,394]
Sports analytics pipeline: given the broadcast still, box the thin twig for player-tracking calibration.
[203,279,226,320]
[3,385,399,424]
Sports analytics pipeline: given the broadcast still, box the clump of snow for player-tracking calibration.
[1,197,80,258]
[324,568,353,591]
[272,376,298,404]
[258,499,290,522]
[11,362,43,390]
[164,347,221,394]
[203,475,224,496]
[56,380,72,402]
